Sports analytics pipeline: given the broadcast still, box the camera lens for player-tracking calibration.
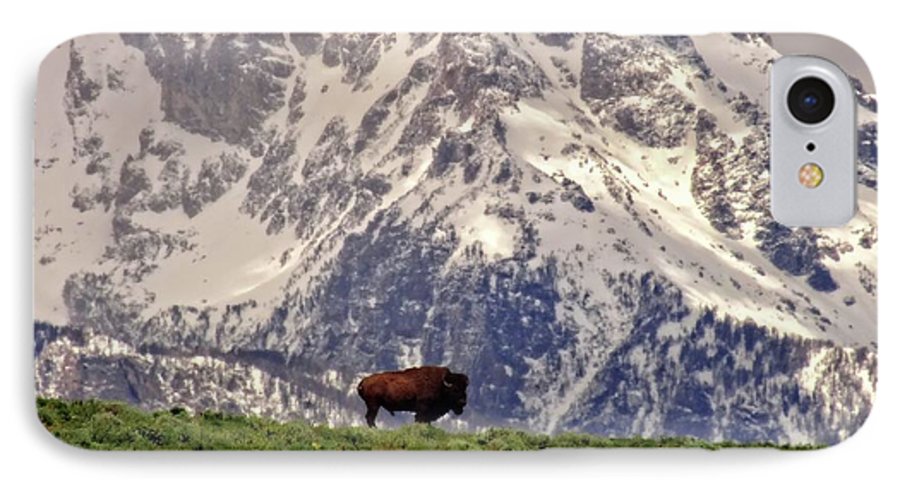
[787,77,835,124]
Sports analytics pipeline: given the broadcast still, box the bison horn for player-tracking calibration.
[443,379,453,388]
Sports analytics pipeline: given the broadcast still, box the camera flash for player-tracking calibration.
[798,163,824,188]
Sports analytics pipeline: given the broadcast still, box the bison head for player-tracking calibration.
[442,371,469,415]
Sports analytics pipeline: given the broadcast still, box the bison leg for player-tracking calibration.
[413,404,438,424]
[365,403,380,428]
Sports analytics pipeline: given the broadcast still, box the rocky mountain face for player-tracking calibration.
[34,33,877,445]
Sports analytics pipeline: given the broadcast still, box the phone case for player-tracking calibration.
[33,33,876,450]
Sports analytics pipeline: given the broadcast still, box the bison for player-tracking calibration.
[356,366,469,428]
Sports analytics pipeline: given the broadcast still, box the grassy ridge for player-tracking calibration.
[36,398,818,450]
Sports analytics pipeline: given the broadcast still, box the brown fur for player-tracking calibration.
[356,366,469,428]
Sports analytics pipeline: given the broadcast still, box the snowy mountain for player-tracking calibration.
[34,33,876,445]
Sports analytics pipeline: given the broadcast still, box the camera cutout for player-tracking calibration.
[770,56,856,227]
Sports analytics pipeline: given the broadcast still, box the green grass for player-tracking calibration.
[36,398,820,451]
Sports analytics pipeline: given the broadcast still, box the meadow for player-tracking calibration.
[36,398,818,451]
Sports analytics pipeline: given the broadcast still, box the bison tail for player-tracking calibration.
[356,380,365,397]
